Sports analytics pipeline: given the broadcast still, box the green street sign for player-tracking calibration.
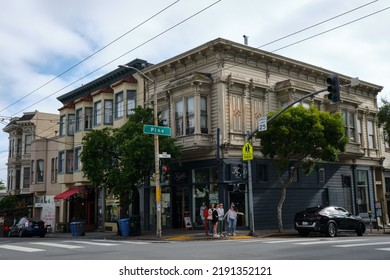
[143,125,171,136]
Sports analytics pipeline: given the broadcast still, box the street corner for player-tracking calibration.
[164,235,195,241]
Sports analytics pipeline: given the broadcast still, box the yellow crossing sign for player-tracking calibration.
[242,142,253,161]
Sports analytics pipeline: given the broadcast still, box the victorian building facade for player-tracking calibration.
[52,38,387,232]
[2,111,61,229]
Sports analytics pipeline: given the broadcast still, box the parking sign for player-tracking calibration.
[258,116,267,131]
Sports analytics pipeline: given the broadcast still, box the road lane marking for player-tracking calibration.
[295,239,365,245]
[262,238,323,244]
[334,241,390,248]
[0,244,45,253]
[65,240,119,246]
[376,248,390,252]
[30,242,84,249]
[90,239,152,245]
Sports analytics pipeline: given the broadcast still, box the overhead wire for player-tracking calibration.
[9,0,223,117]
[0,0,182,114]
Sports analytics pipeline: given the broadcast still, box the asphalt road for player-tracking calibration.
[1,235,390,260]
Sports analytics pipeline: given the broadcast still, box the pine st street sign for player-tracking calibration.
[143,125,171,136]
[242,141,253,161]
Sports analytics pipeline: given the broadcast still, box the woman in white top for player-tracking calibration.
[224,203,244,236]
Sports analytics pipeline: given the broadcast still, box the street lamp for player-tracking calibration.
[118,65,162,238]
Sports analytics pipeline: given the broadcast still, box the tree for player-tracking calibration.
[81,106,181,217]
[0,180,5,191]
[378,98,390,146]
[256,105,347,232]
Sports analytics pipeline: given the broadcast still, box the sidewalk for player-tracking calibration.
[45,227,389,241]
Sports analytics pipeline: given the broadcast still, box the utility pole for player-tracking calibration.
[118,64,162,238]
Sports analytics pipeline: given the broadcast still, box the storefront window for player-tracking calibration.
[356,170,368,213]
[192,167,218,226]
[105,194,119,222]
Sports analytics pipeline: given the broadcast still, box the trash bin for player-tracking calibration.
[130,216,141,236]
[118,218,131,236]
[69,221,85,236]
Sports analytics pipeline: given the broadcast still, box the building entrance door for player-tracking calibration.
[228,191,248,227]
[173,185,189,228]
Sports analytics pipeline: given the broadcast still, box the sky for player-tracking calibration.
[0,0,389,186]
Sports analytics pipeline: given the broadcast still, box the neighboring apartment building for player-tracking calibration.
[2,111,61,229]
[55,59,150,232]
[56,38,386,232]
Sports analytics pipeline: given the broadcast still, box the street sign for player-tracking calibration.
[159,152,171,158]
[143,125,171,136]
[242,141,253,161]
[258,116,267,132]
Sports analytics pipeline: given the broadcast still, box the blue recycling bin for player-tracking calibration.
[70,222,85,236]
[118,218,131,236]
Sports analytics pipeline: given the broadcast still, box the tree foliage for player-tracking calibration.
[81,106,181,216]
[378,98,390,146]
[256,105,347,232]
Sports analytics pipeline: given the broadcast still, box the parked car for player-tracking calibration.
[8,217,47,238]
[294,206,366,237]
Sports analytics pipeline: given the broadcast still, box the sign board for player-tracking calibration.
[242,141,253,161]
[258,116,267,132]
[143,125,171,136]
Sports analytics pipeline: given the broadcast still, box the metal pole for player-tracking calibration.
[246,135,255,236]
[154,84,162,238]
[118,65,161,237]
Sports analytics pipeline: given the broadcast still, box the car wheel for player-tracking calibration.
[356,223,364,236]
[298,230,310,237]
[326,222,337,237]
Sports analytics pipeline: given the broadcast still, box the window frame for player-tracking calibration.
[104,99,113,125]
[115,91,124,119]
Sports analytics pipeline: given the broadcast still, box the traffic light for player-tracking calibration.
[161,164,170,182]
[237,164,243,178]
[326,75,340,102]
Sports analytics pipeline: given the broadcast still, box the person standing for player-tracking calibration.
[200,202,207,225]
[224,203,244,236]
[217,203,225,237]
[207,203,214,236]
[212,204,220,237]
[202,203,209,236]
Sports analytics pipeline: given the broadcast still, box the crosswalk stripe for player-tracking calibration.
[89,239,151,245]
[262,238,322,244]
[65,240,118,246]
[30,242,84,249]
[334,241,390,248]
[376,248,390,252]
[0,244,45,253]
[295,239,365,245]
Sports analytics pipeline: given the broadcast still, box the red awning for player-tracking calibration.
[54,188,81,200]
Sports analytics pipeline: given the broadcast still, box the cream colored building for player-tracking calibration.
[3,111,60,229]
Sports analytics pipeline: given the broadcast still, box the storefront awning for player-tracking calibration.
[54,188,81,200]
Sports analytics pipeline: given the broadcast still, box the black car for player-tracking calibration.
[8,217,47,238]
[294,206,366,237]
